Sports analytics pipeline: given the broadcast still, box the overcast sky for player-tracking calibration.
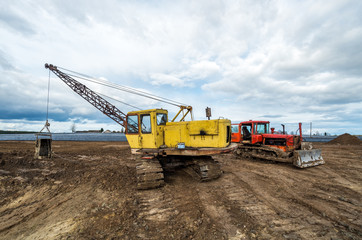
[0,0,361,134]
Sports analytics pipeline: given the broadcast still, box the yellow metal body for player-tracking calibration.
[125,109,231,153]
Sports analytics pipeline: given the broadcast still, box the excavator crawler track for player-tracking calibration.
[183,157,222,181]
[136,156,165,190]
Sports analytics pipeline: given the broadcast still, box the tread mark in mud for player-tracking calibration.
[137,190,174,222]
[221,176,340,239]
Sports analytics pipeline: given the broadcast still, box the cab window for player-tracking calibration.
[141,114,152,133]
[127,115,138,133]
[231,125,239,133]
[256,123,269,134]
[156,113,167,125]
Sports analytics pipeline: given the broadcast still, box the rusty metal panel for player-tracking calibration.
[293,149,325,168]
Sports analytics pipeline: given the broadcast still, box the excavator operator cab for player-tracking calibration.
[126,109,168,150]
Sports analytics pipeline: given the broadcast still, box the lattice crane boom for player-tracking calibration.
[45,63,127,128]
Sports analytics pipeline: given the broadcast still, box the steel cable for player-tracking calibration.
[58,66,187,107]
[46,68,50,121]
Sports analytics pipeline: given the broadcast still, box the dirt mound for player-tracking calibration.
[328,133,362,145]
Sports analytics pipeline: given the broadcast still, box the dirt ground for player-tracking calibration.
[0,140,361,240]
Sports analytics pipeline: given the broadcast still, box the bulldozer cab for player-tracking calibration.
[231,123,253,143]
[126,109,168,149]
[231,120,271,144]
[242,121,269,144]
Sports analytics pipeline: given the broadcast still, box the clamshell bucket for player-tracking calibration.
[34,120,52,159]
[34,136,52,159]
[293,149,324,168]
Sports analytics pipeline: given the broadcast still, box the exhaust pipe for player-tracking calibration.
[299,122,302,139]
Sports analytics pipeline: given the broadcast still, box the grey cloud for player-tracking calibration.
[47,0,89,23]
[0,50,14,70]
[279,3,362,79]
[0,0,361,134]
[0,8,35,35]
[48,0,134,27]
[259,114,284,118]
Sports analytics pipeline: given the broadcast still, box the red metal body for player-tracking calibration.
[231,120,302,152]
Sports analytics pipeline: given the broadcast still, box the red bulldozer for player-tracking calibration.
[231,120,324,168]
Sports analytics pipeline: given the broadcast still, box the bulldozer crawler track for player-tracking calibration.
[235,145,292,163]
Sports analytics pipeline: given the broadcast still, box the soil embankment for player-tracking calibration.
[328,133,362,145]
[0,140,361,239]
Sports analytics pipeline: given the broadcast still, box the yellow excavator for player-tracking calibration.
[45,64,236,189]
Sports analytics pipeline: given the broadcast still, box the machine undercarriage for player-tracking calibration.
[136,155,223,190]
[234,144,325,168]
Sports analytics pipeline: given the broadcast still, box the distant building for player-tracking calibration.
[76,130,102,133]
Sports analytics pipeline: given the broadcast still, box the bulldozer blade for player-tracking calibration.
[293,149,325,168]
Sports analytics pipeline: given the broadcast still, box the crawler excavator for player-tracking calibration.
[45,64,236,189]
[231,120,324,168]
